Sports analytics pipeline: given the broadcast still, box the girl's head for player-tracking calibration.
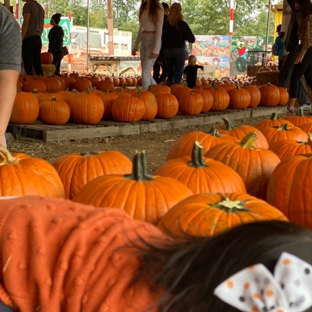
[295,0,312,17]
[134,220,312,311]
[139,0,162,23]
[188,55,197,66]
[51,13,61,25]
[167,2,184,26]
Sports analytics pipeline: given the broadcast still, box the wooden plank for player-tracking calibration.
[44,124,141,142]
[251,106,287,118]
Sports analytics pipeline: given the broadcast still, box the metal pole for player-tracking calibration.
[265,0,272,52]
[86,0,90,71]
[107,0,114,55]
[229,0,235,36]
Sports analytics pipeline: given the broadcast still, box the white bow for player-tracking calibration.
[214,252,312,312]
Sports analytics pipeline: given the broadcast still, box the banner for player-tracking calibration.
[42,18,70,46]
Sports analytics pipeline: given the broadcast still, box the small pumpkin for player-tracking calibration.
[228,84,251,109]
[155,93,179,119]
[258,83,280,107]
[179,92,203,115]
[284,106,312,127]
[40,52,53,65]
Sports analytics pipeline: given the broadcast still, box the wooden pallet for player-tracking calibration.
[8,106,287,143]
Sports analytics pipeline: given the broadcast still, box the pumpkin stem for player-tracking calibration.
[210,195,249,213]
[126,150,153,181]
[277,123,290,131]
[188,141,208,168]
[270,112,278,120]
[0,147,19,166]
[222,116,237,130]
[239,132,258,148]
[80,151,100,156]
[207,127,223,138]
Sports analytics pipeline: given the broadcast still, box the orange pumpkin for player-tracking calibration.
[132,88,158,120]
[40,52,53,65]
[156,141,246,194]
[0,147,64,197]
[179,92,203,115]
[97,91,119,120]
[255,112,295,132]
[52,150,133,199]
[278,87,289,106]
[95,79,115,93]
[157,193,287,239]
[155,93,179,119]
[43,77,62,93]
[228,84,251,109]
[284,106,312,127]
[73,150,193,225]
[72,77,92,92]
[258,83,280,107]
[192,87,213,113]
[208,84,230,111]
[244,84,261,108]
[23,76,47,93]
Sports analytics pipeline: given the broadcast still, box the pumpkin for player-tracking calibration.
[73,150,193,225]
[69,89,104,124]
[260,123,308,148]
[52,150,133,199]
[255,112,295,132]
[132,88,158,120]
[278,87,289,106]
[284,106,312,127]
[149,84,171,96]
[40,52,53,65]
[217,116,269,149]
[43,77,62,93]
[155,93,179,119]
[0,147,64,197]
[23,76,47,93]
[208,84,230,111]
[156,141,246,194]
[166,127,238,161]
[206,132,280,199]
[258,83,280,107]
[157,193,287,239]
[61,75,75,90]
[39,96,70,125]
[72,77,92,92]
[299,122,312,134]
[95,79,115,93]
[58,90,77,105]
[267,154,312,229]
[111,94,145,123]
[97,91,119,120]
[9,91,40,124]
[172,86,192,102]
[228,84,251,109]
[244,84,261,108]
[269,137,312,160]
[179,92,203,115]
[36,92,64,103]
[192,87,213,113]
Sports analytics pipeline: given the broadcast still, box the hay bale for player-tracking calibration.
[42,64,56,77]
[255,70,279,86]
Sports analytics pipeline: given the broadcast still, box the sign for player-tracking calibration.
[42,18,70,46]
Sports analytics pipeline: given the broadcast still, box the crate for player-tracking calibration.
[255,70,279,86]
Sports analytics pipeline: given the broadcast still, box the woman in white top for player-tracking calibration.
[132,0,164,89]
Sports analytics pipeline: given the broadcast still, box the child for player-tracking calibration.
[183,55,204,88]
[0,196,311,311]
[273,24,285,70]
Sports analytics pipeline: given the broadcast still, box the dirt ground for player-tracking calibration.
[7,114,287,174]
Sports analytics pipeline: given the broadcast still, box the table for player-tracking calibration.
[89,56,141,76]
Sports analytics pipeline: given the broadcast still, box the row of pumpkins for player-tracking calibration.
[11,70,289,125]
[3,113,312,238]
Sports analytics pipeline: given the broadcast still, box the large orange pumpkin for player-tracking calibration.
[132,88,158,120]
[258,83,280,107]
[23,76,47,93]
[97,91,119,120]
[217,116,269,149]
[192,87,213,113]
[157,193,287,239]
[255,112,294,132]
[228,84,251,109]
[155,93,179,119]
[156,141,246,194]
[179,92,203,115]
[73,150,193,225]
[208,84,230,111]
[267,154,312,229]
[244,84,261,108]
[72,77,92,92]
[0,147,64,197]
[52,150,132,199]
[166,127,238,161]
[206,132,280,199]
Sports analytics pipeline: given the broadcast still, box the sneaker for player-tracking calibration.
[300,104,311,110]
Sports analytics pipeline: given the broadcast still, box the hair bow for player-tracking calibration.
[214,252,312,312]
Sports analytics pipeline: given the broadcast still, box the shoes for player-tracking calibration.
[300,104,311,111]
[287,108,295,115]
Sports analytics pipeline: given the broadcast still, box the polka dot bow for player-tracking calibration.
[214,252,312,312]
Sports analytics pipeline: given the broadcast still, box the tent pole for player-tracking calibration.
[86,0,90,71]
[265,0,272,53]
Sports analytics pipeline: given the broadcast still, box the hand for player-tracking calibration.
[132,49,137,56]
[295,54,304,64]
[152,53,159,58]
[157,60,163,65]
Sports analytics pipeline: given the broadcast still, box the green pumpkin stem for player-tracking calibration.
[188,141,208,168]
[270,112,278,120]
[0,147,19,166]
[222,116,237,130]
[126,150,153,181]
[210,196,249,213]
[80,151,100,156]
[239,132,258,148]
[277,123,290,131]
[207,127,222,137]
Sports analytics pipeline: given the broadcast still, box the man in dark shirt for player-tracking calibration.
[153,2,169,84]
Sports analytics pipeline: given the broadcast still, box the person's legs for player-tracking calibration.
[32,36,43,76]
[22,37,34,75]
[163,49,174,87]
[159,61,168,83]
[52,54,63,76]
[173,48,186,85]
[140,33,157,89]
[153,58,161,83]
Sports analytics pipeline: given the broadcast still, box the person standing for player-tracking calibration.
[279,0,311,113]
[273,24,284,70]
[152,2,169,84]
[183,55,203,88]
[48,13,64,76]
[132,0,164,90]
[21,0,44,76]
[287,0,312,113]
[161,3,195,87]
[0,5,21,149]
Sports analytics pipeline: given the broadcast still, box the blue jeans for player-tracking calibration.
[163,48,185,87]
[0,302,14,311]
[279,46,310,105]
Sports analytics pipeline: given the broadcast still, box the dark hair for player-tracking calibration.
[133,220,312,311]
[139,0,162,24]
[162,2,169,9]
[51,13,62,24]
[296,0,312,17]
